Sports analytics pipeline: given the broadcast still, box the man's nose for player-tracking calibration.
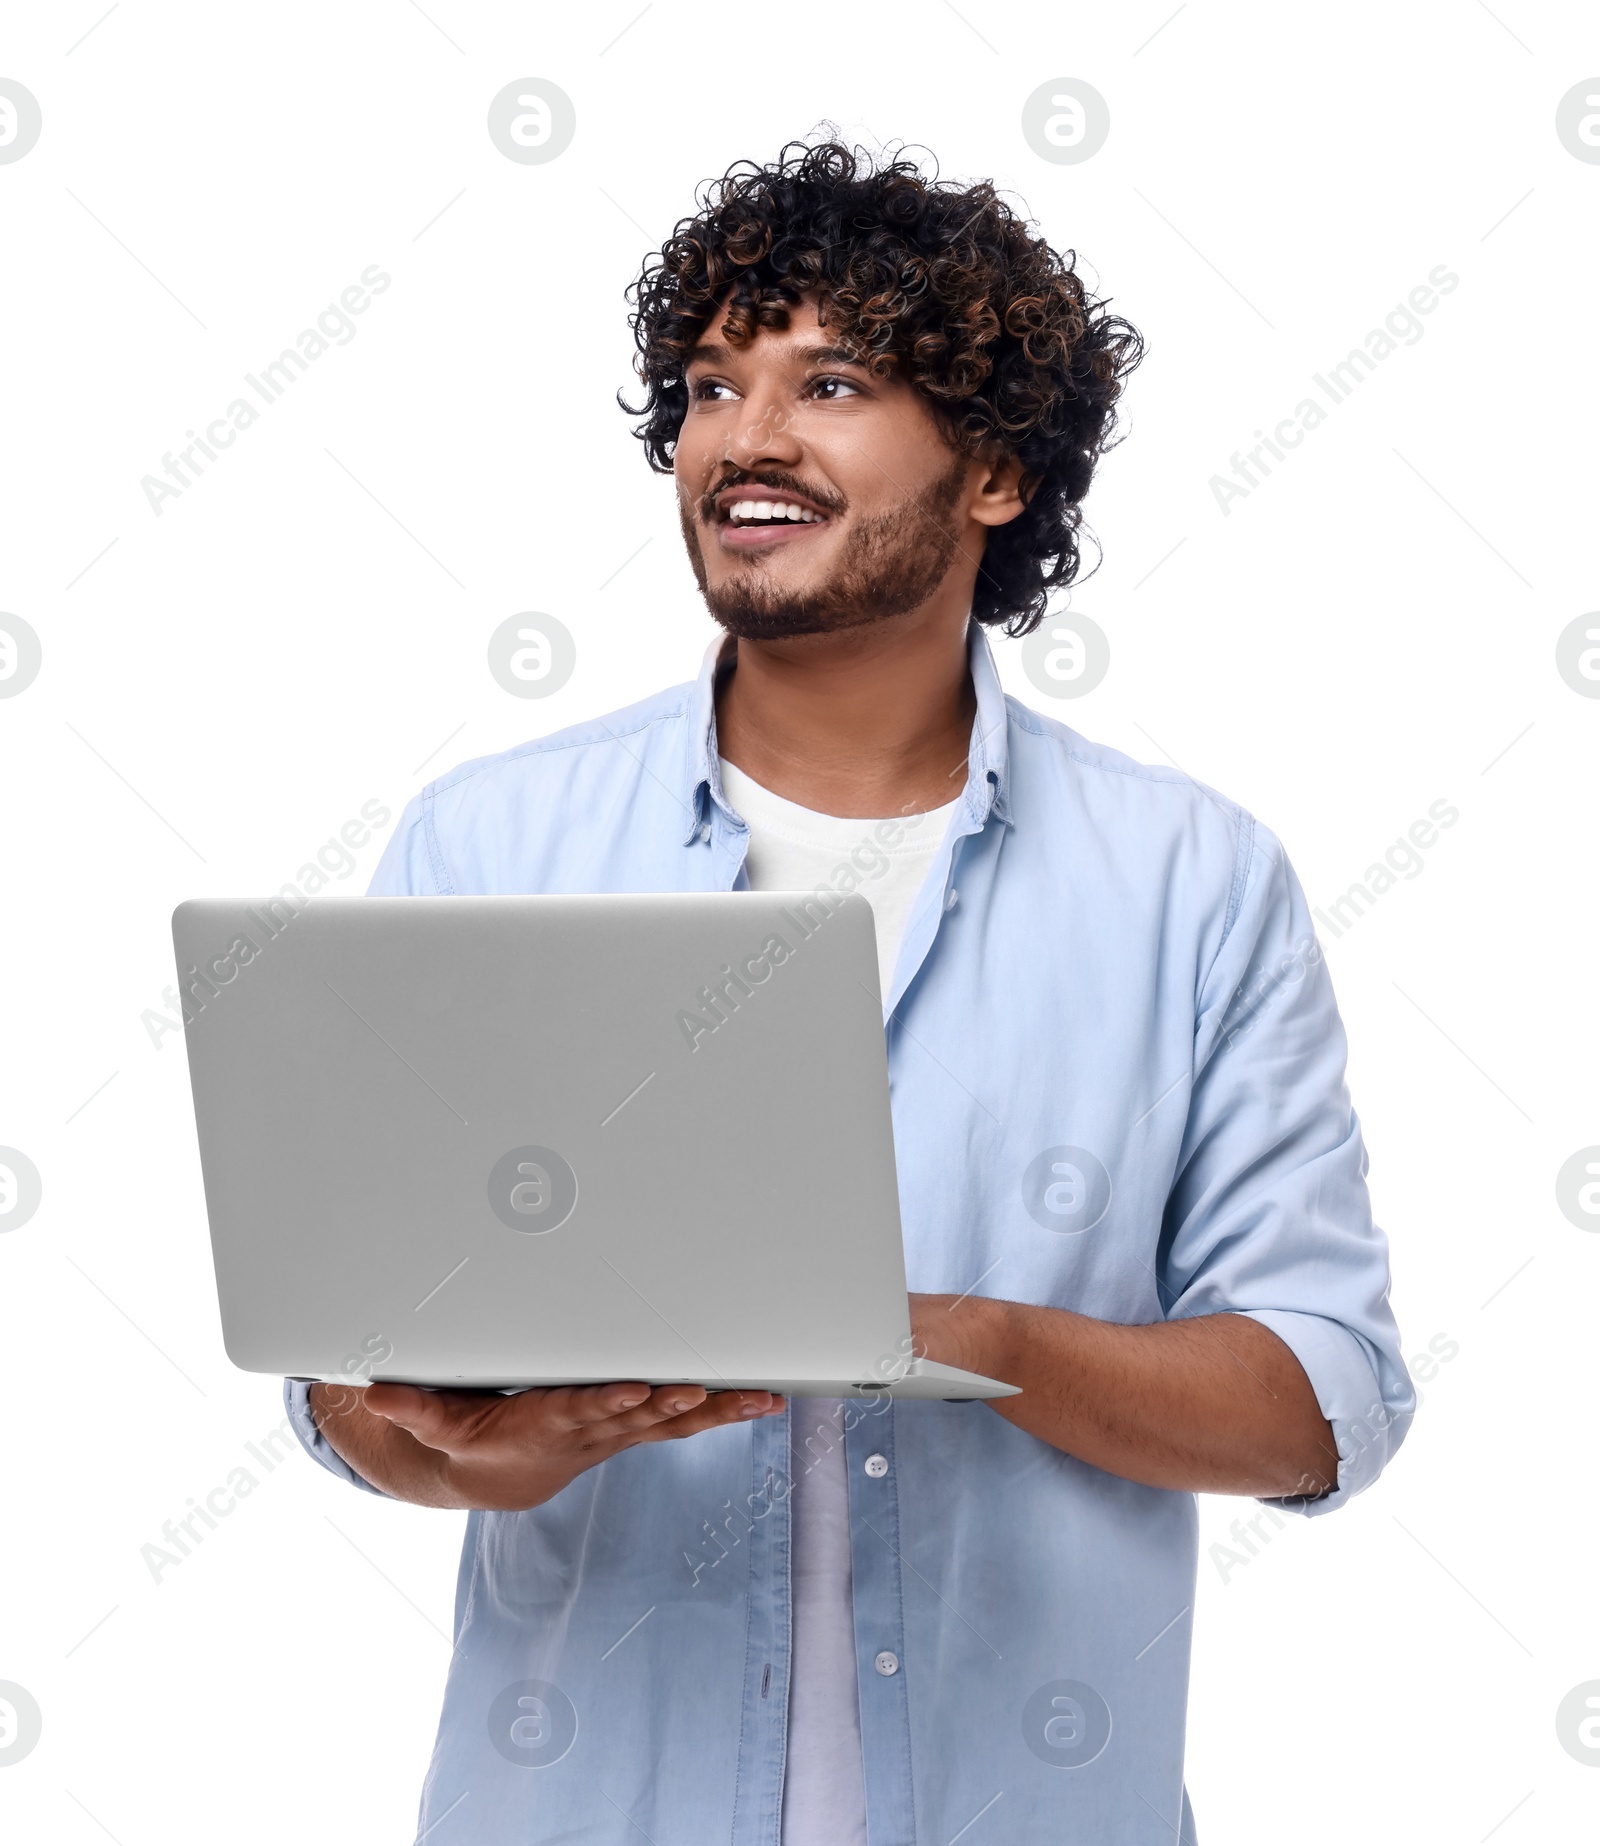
[721,385,804,472]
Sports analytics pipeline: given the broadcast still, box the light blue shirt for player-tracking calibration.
[286,623,1411,1844]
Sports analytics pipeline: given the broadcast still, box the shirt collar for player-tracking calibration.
[961,619,1014,828]
[682,622,1012,845]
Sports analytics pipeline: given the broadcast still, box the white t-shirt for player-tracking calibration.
[717,757,960,1846]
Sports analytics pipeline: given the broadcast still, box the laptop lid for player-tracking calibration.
[173,891,928,1393]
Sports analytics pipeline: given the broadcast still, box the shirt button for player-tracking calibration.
[944,888,959,911]
[864,1453,889,1478]
[874,1650,900,1677]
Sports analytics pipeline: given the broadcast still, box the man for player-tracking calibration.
[288,139,1411,1842]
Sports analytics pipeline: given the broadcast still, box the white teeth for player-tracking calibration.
[727,498,821,525]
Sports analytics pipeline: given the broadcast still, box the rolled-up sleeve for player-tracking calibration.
[1159,813,1414,1516]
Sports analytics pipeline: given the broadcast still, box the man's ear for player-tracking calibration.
[968,447,1029,528]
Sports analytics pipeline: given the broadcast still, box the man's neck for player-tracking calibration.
[712,607,977,819]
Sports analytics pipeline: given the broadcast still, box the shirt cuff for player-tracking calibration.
[1236,1307,1416,1517]
[282,1377,396,1498]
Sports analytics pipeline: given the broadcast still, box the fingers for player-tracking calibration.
[596,1383,712,1434]
[603,1386,786,1443]
[546,1382,761,1436]
[363,1377,788,1458]
[545,1381,663,1429]
[368,1380,652,1437]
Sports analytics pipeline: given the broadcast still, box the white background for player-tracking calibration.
[2,2,1596,1840]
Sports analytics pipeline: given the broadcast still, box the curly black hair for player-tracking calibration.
[620,137,1144,636]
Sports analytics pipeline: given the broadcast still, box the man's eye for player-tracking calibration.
[690,378,735,401]
[809,375,860,400]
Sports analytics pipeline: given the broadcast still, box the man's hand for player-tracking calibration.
[908,1293,1340,1501]
[309,1379,785,1511]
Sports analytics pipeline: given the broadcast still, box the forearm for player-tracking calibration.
[925,1298,1340,1498]
[308,1382,464,1508]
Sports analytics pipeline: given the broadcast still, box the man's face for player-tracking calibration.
[673,292,1001,640]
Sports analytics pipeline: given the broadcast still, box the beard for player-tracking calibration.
[679,453,972,641]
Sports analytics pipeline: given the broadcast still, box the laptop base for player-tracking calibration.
[295,1357,1018,1401]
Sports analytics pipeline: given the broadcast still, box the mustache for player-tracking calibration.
[696,469,848,522]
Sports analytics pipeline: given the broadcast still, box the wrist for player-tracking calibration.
[975,1294,1021,1380]
[943,1292,1018,1379]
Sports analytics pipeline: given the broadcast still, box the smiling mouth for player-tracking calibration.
[712,491,833,550]
[722,497,827,527]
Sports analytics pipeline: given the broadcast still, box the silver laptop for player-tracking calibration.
[172,893,1017,1401]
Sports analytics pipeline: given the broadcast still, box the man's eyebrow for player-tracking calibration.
[684,339,879,371]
